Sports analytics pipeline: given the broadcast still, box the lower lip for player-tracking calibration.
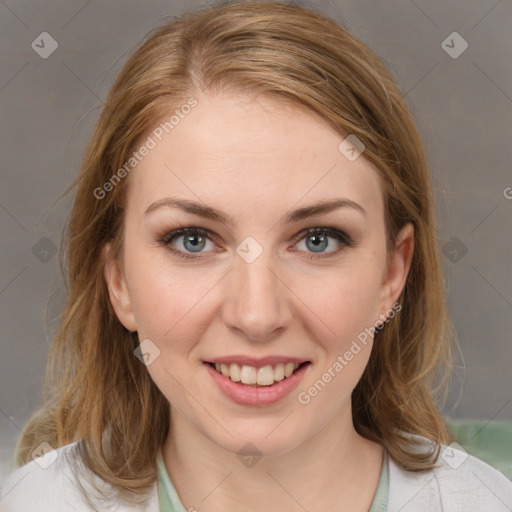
[203,362,310,406]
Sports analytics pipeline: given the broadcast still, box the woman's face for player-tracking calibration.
[105,90,413,456]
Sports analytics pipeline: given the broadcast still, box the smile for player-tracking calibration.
[207,361,309,387]
[203,359,311,406]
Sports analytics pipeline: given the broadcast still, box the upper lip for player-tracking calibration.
[204,355,310,367]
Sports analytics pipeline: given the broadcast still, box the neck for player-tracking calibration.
[162,408,384,512]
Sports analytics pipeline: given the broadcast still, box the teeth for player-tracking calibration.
[229,363,241,382]
[274,363,285,381]
[257,365,274,386]
[240,365,257,385]
[284,362,295,378]
[212,362,303,386]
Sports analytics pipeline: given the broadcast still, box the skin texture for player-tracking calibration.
[104,90,414,511]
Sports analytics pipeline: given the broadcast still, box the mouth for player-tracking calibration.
[205,361,311,387]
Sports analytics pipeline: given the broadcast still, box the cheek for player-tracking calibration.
[301,260,383,346]
[128,263,216,404]
[294,268,381,412]
[123,241,212,338]
[126,261,227,397]
[134,279,209,347]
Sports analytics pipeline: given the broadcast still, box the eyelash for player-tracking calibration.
[158,225,354,261]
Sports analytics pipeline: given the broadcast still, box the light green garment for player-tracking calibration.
[369,454,388,512]
[157,449,388,511]
[157,449,187,512]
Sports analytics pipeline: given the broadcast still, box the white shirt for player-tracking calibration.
[1,439,511,511]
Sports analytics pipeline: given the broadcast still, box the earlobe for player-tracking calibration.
[102,243,138,332]
[377,222,414,322]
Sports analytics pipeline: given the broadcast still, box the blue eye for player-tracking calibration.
[294,227,353,257]
[159,227,216,259]
[158,226,353,260]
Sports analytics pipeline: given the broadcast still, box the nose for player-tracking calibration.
[221,249,293,342]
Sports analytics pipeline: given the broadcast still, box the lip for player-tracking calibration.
[205,355,309,366]
[203,361,311,406]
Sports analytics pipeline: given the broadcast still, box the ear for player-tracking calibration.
[102,243,138,332]
[375,222,414,324]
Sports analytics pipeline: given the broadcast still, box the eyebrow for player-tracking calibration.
[144,197,367,225]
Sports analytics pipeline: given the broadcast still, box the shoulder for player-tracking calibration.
[0,441,159,512]
[387,438,512,512]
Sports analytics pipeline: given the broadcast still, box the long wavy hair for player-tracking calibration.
[15,0,455,507]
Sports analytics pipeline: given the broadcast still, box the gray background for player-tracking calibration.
[1,0,511,484]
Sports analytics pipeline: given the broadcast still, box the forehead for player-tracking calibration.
[125,91,384,222]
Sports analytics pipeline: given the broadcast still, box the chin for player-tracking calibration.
[209,423,307,459]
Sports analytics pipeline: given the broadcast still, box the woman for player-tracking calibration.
[2,1,511,511]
